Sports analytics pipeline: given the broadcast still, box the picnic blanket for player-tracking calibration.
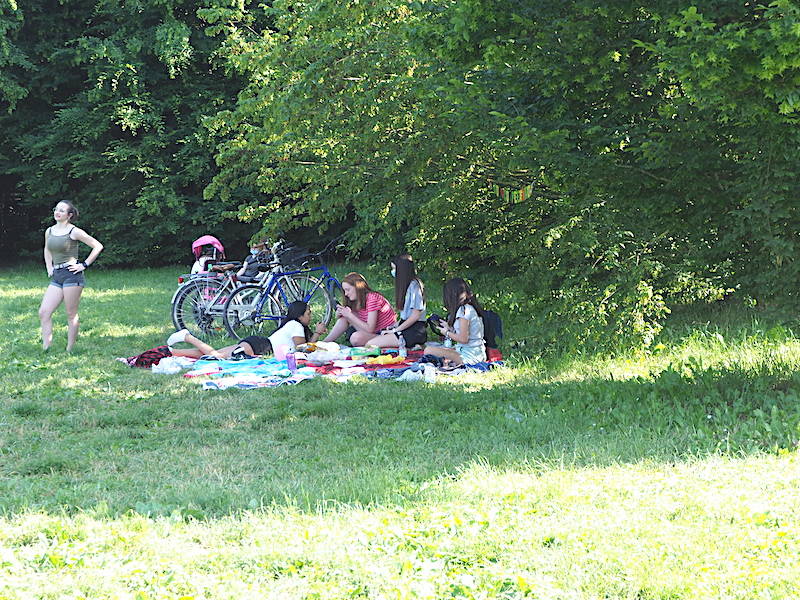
[181,357,318,389]
[137,346,504,389]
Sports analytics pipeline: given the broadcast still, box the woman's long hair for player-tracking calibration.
[341,272,374,311]
[393,253,425,312]
[280,300,312,341]
[443,278,482,326]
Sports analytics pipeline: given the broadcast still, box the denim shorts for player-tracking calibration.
[238,335,272,356]
[455,343,487,365]
[50,266,85,288]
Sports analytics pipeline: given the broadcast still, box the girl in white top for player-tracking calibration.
[424,278,486,365]
[165,301,326,359]
[267,301,313,351]
[191,246,216,274]
[367,253,427,348]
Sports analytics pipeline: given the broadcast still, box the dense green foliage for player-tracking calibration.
[3,1,800,349]
[0,0,253,264]
[203,0,800,348]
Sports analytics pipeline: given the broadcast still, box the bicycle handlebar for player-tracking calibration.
[264,234,344,267]
[256,261,282,272]
[305,235,345,259]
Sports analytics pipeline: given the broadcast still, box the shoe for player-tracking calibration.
[167,328,190,346]
[230,347,254,361]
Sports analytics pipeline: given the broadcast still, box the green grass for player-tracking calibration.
[1,265,799,598]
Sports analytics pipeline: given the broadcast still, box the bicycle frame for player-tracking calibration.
[171,272,238,317]
[268,265,340,307]
[227,265,339,330]
[222,240,342,338]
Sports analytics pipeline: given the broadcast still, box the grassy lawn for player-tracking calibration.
[1,265,799,598]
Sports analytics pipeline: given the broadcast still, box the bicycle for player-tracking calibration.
[222,240,341,340]
[170,261,241,340]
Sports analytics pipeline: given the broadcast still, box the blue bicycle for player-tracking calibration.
[222,241,341,339]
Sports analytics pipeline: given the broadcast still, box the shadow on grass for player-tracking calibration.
[1,357,799,518]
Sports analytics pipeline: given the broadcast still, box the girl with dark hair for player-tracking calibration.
[367,254,427,348]
[158,300,326,361]
[424,278,486,365]
[323,272,396,346]
[40,200,104,351]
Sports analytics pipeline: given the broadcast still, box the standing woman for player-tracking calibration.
[367,253,427,349]
[424,278,486,365]
[40,201,104,351]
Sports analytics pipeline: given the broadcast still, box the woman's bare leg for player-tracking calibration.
[204,342,255,359]
[366,332,399,348]
[183,333,216,355]
[174,335,254,360]
[39,285,64,350]
[323,317,349,342]
[423,344,464,366]
[350,330,374,346]
[171,348,205,359]
[173,347,237,359]
[63,286,83,352]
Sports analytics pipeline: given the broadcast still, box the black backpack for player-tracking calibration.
[482,310,503,349]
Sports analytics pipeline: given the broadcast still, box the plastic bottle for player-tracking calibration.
[397,333,407,358]
[286,352,297,372]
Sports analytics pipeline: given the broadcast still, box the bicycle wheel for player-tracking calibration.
[222,284,283,340]
[171,277,229,339]
[274,273,336,326]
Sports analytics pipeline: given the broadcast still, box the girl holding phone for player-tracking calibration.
[324,272,396,346]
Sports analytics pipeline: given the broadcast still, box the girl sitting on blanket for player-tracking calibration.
[366,254,427,349]
[123,301,326,366]
[323,272,396,346]
[423,278,486,366]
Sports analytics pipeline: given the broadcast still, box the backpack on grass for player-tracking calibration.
[482,310,503,349]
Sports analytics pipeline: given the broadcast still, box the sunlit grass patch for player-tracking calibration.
[90,323,169,338]
[0,288,42,300]
[1,454,798,598]
[84,288,151,299]
[435,365,530,390]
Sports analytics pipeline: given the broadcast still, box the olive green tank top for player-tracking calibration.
[47,227,79,265]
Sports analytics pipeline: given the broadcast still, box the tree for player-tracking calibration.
[0,0,28,110]
[0,0,252,264]
[205,1,800,348]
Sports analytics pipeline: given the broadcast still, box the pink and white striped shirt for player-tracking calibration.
[356,292,397,333]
